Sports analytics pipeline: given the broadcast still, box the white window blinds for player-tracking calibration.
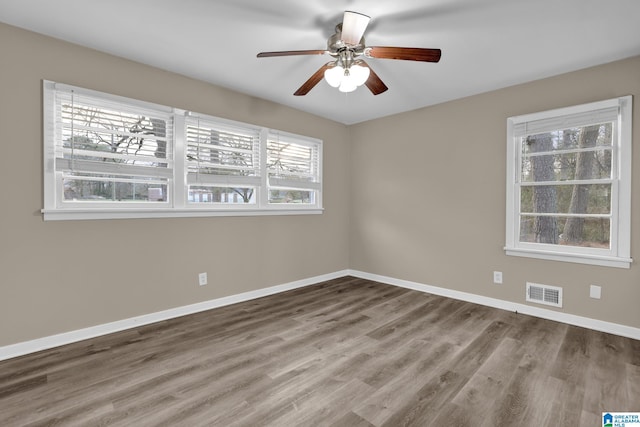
[43,80,323,219]
[512,99,620,138]
[185,116,261,186]
[54,84,173,179]
[267,132,321,191]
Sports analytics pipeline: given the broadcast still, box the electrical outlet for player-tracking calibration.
[590,285,601,299]
[493,271,503,284]
[198,272,208,286]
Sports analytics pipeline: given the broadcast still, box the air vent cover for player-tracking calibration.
[526,282,563,308]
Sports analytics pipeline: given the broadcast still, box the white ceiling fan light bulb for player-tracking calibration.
[350,64,370,86]
[324,65,344,88]
[342,11,371,46]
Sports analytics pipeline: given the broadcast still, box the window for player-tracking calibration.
[267,131,322,205]
[505,96,632,268]
[185,116,261,206]
[43,81,322,220]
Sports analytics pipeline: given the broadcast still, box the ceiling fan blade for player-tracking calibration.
[365,47,442,62]
[257,50,327,58]
[360,62,388,95]
[341,11,370,45]
[294,63,332,96]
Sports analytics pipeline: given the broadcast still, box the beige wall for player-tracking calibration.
[350,55,640,329]
[0,23,350,346]
[1,21,639,348]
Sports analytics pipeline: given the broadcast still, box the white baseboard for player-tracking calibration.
[0,270,350,362]
[347,269,640,341]
[3,268,638,362]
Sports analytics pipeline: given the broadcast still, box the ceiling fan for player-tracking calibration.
[257,11,441,96]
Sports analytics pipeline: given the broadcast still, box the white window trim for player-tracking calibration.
[42,81,323,220]
[505,96,632,269]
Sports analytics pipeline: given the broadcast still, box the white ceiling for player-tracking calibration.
[2,0,640,124]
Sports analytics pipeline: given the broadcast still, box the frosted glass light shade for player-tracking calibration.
[339,78,358,93]
[324,65,344,88]
[350,64,370,86]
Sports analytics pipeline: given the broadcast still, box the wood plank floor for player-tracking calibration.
[1,276,638,426]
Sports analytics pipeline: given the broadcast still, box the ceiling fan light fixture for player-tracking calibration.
[325,61,369,93]
[324,65,344,87]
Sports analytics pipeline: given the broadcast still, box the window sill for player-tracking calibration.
[42,207,324,221]
[505,247,632,269]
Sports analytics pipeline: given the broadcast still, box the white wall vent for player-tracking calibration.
[526,282,563,308]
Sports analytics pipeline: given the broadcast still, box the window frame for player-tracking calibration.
[42,81,323,220]
[505,96,632,269]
